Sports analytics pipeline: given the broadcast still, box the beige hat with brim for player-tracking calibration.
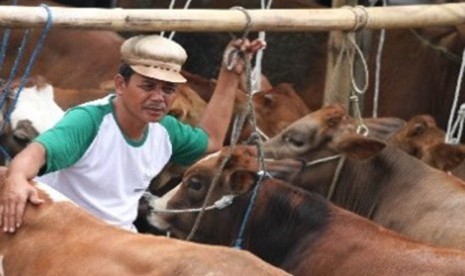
[121,35,187,83]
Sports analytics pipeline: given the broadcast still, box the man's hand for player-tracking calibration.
[222,38,267,76]
[0,175,43,233]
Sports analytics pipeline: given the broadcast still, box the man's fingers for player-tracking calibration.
[15,200,26,228]
[0,204,3,228]
[6,202,15,232]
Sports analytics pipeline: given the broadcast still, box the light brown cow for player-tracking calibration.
[262,104,465,250]
[148,81,310,194]
[0,167,289,276]
[146,145,465,276]
[389,114,465,178]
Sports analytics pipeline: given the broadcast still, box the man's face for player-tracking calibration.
[118,72,177,123]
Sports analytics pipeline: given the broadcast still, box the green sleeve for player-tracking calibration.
[160,115,208,166]
[34,107,100,173]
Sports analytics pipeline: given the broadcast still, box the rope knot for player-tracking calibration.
[343,5,369,32]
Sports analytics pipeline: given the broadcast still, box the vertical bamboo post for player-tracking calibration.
[323,0,358,109]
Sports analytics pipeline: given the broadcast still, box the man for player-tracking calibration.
[0,34,266,232]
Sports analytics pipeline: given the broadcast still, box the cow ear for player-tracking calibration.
[334,134,386,160]
[430,144,465,171]
[263,93,275,107]
[227,170,257,194]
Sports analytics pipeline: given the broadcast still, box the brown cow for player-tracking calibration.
[389,114,465,178]
[1,0,123,90]
[0,76,64,164]
[148,81,310,194]
[146,145,465,276]
[262,104,465,250]
[0,167,289,276]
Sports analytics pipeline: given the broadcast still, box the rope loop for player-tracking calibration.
[350,95,369,136]
[343,5,369,32]
[229,6,253,40]
[446,48,465,144]
[347,34,369,95]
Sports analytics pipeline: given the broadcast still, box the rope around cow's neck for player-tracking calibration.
[148,193,236,214]
[302,154,346,201]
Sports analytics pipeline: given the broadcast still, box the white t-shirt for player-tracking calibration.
[36,95,208,230]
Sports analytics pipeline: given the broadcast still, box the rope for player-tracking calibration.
[149,193,236,213]
[187,38,253,241]
[0,30,11,73]
[167,0,193,40]
[343,5,369,32]
[251,0,273,93]
[0,4,53,137]
[233,170,268,249]
[233,43,268,250]
[372,0,387,118]
[229,6,252,41]
[347,35,369,95]
[446,48,465,144]
[0,0,18,71]
[326,156,346,200]
[350,95,369,136]
[410,29,461,64]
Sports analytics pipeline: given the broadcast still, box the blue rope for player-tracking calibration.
[0,30,30,110]
[0,0,19,72]
[0,30,12,72]
[0,4,53,137]
[233,171,267,249]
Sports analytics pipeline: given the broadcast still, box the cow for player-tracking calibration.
[148,81,310,194]
[0,0,123,90]
[0,75,64,164]
[261,104,465,250]
[0,167,289,276]
[146,145,465,276]
[389,114,465,178]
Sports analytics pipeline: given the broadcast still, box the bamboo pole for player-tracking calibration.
[0,3,463,32]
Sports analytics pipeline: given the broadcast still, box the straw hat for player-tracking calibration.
[120,35,187,83]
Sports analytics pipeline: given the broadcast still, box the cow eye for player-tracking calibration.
[283,134,304,147]
[187,177,203,191]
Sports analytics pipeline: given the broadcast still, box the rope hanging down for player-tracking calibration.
[251,0,273,93]
[187,16,257,240]
[446,48,465,144]
[0,4,53,162]
[160,0,194,40]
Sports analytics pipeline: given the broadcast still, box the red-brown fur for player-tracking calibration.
[149,146,465,276]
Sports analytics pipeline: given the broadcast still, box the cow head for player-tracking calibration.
[264,104,386,160]
[261,104,386,193]
[168,84,207,126]
[146,145,288,244]
[253,83,310,139]
[389,114,465,171]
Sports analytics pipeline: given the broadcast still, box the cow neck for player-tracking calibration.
[335,145,432,220]
[302,154,345,201]
[247,180,331,268]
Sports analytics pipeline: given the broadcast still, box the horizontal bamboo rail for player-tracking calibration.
[0,3,463,32]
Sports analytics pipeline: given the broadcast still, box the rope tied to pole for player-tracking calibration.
[343,5,369,32]
[446,48,465,144]
[0,4,53,162]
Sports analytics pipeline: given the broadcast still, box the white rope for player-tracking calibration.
[304,154,342,167]
[251,0,273,93]
[160,0,194,40]
[347,34,369,95]
[372,0,387,118]
[150,194,236,214]
[160,0,177,38]
[446,48,465,144]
